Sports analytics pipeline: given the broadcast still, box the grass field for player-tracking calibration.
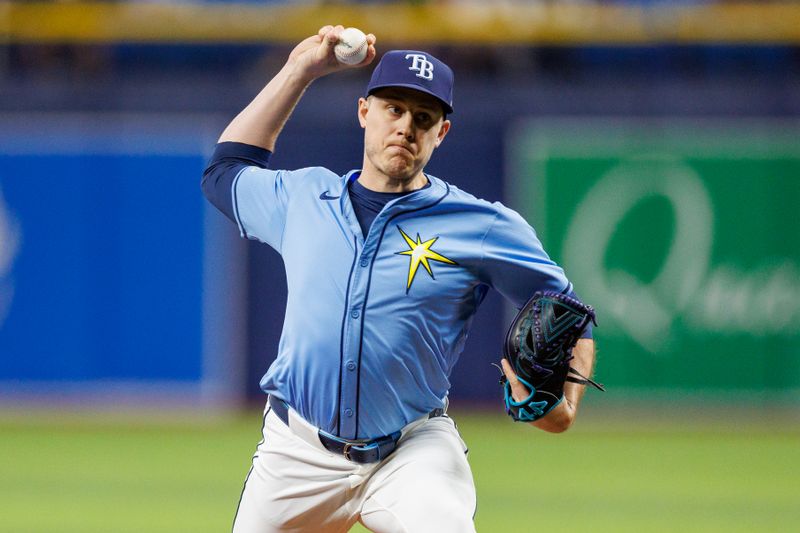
[2,408,798,532]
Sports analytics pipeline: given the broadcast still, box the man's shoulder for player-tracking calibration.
[279,166,342,181]
[243,165,344,190]
[435,178,517,216]
[431,177,535,238]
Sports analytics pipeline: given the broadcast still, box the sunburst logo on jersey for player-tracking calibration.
[395,226,458,293]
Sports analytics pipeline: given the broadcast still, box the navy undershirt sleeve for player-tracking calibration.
[201,141,272,223]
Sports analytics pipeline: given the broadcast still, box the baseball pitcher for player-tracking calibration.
[202,25,600,533]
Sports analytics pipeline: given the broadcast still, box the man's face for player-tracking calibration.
[358,88,451,183]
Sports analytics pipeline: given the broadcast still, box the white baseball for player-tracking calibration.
[334,28,368,66]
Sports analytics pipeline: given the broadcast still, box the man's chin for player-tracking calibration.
[382,161,417,182]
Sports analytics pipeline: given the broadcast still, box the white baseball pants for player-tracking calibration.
[232,401,477,533]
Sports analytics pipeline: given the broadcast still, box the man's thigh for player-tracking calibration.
[359,416,477,533]
[233,407,361,533]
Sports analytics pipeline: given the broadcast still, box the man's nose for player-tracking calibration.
[397,112,415,140]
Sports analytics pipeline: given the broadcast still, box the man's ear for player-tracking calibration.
[357,97,369,128]
[435,119,451,147]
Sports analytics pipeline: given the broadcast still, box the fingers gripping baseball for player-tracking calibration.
[331,27,377,67]
[289,25,377,80]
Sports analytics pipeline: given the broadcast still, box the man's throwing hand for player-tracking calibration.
[288,25,377,81]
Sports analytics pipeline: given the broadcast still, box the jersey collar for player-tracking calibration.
[339,170,449,242]
[341,170,447,206]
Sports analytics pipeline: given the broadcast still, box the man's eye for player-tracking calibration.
[389,106,402,115]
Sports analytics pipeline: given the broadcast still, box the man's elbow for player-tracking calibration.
[543,417,574,434]
[533,404,576,433]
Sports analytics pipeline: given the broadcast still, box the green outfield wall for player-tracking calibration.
[509,119,800,402]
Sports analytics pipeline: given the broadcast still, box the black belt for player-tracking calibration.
[268,395,444,464]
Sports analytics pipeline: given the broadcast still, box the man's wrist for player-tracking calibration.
[282,59,322,88]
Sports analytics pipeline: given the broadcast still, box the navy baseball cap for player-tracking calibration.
[366,50,454,114]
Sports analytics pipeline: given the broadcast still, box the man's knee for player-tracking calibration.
[360,492,476,533]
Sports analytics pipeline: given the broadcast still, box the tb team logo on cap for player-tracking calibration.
[365,50,455,114]
[405,54,434,81]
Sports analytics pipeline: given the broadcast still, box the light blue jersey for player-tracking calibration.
[233,166,570,440]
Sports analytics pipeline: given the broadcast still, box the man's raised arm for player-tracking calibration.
[219,25,377,150]
[201,26,376,221]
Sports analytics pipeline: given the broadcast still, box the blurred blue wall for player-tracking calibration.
[0,152,204,381]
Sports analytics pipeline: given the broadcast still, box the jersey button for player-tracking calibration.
[360,258,369,267]
[345,408,354,417]
[346,361,356,371]
[351,309,360,319]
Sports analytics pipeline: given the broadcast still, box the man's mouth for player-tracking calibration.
[388,144,414,156]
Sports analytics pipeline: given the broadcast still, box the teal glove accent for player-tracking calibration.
[502,375,563,422]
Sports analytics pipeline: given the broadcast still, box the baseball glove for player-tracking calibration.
[500,290,604,422]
